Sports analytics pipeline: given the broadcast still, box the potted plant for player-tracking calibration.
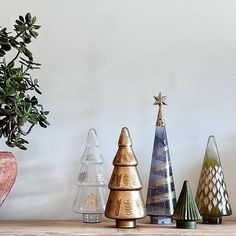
[0,13,49,205]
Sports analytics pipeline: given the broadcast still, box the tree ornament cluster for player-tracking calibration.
[73,94,232,229]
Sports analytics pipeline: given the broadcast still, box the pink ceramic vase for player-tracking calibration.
[0,152,17,206]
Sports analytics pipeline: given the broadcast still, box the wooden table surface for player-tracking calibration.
[0,220,235,236]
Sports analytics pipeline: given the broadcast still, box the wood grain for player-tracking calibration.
[0,220,235,236]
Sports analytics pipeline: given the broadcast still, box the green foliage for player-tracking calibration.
[0,13,49,150]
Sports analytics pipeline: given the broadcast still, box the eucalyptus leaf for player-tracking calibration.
[0,37,8,44]
[19,15,24,23]
[0,49,5,57]
[2,44,11,51]
[16,20,24,26]
[25,13,32,23]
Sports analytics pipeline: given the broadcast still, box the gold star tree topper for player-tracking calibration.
[154,92,167,126]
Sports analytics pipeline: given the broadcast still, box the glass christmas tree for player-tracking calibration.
[196,135,232,224]
[172,180,201,229]
[105,127,146,228]
[73,129,107,223]
[146,93,176,224]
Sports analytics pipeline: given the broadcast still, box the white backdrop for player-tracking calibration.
[0,0,236,220]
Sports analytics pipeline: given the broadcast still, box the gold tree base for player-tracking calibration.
[116,219,136,228]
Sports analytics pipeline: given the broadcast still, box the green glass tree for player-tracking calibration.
[196,135,232,224]
[172,181,201,229]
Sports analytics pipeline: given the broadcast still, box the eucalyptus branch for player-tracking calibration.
[10,26,32,64]
[18,123,35,136]
[13,31,24,40]
[0,13,49,150]
[8,123,18,140]
[0,107,11,115]
[23,66,30,75]
[9,50,20,65]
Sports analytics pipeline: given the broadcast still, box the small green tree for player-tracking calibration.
[0,13,49,150]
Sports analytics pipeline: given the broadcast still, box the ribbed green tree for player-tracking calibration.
[172,181,201,229]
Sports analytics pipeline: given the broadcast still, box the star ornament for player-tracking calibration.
[154,93,167,106]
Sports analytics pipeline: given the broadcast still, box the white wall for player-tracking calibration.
[0,0,236,220]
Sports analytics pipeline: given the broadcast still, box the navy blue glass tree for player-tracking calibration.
[146,93,176,224]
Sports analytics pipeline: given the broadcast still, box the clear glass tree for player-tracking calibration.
[73,129,107,223]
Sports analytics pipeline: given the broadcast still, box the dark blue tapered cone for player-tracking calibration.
[146,126,176,224]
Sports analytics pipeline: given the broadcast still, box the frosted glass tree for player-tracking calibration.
[73,129,107,223]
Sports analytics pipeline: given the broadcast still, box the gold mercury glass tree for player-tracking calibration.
[105,127,146,228]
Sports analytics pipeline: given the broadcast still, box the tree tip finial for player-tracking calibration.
[86,128,99,147]
[153,92,167,126]
[118,127,132,146]
[153,92,167,106]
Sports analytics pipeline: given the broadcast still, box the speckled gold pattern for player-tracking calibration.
[105,128,146,228]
